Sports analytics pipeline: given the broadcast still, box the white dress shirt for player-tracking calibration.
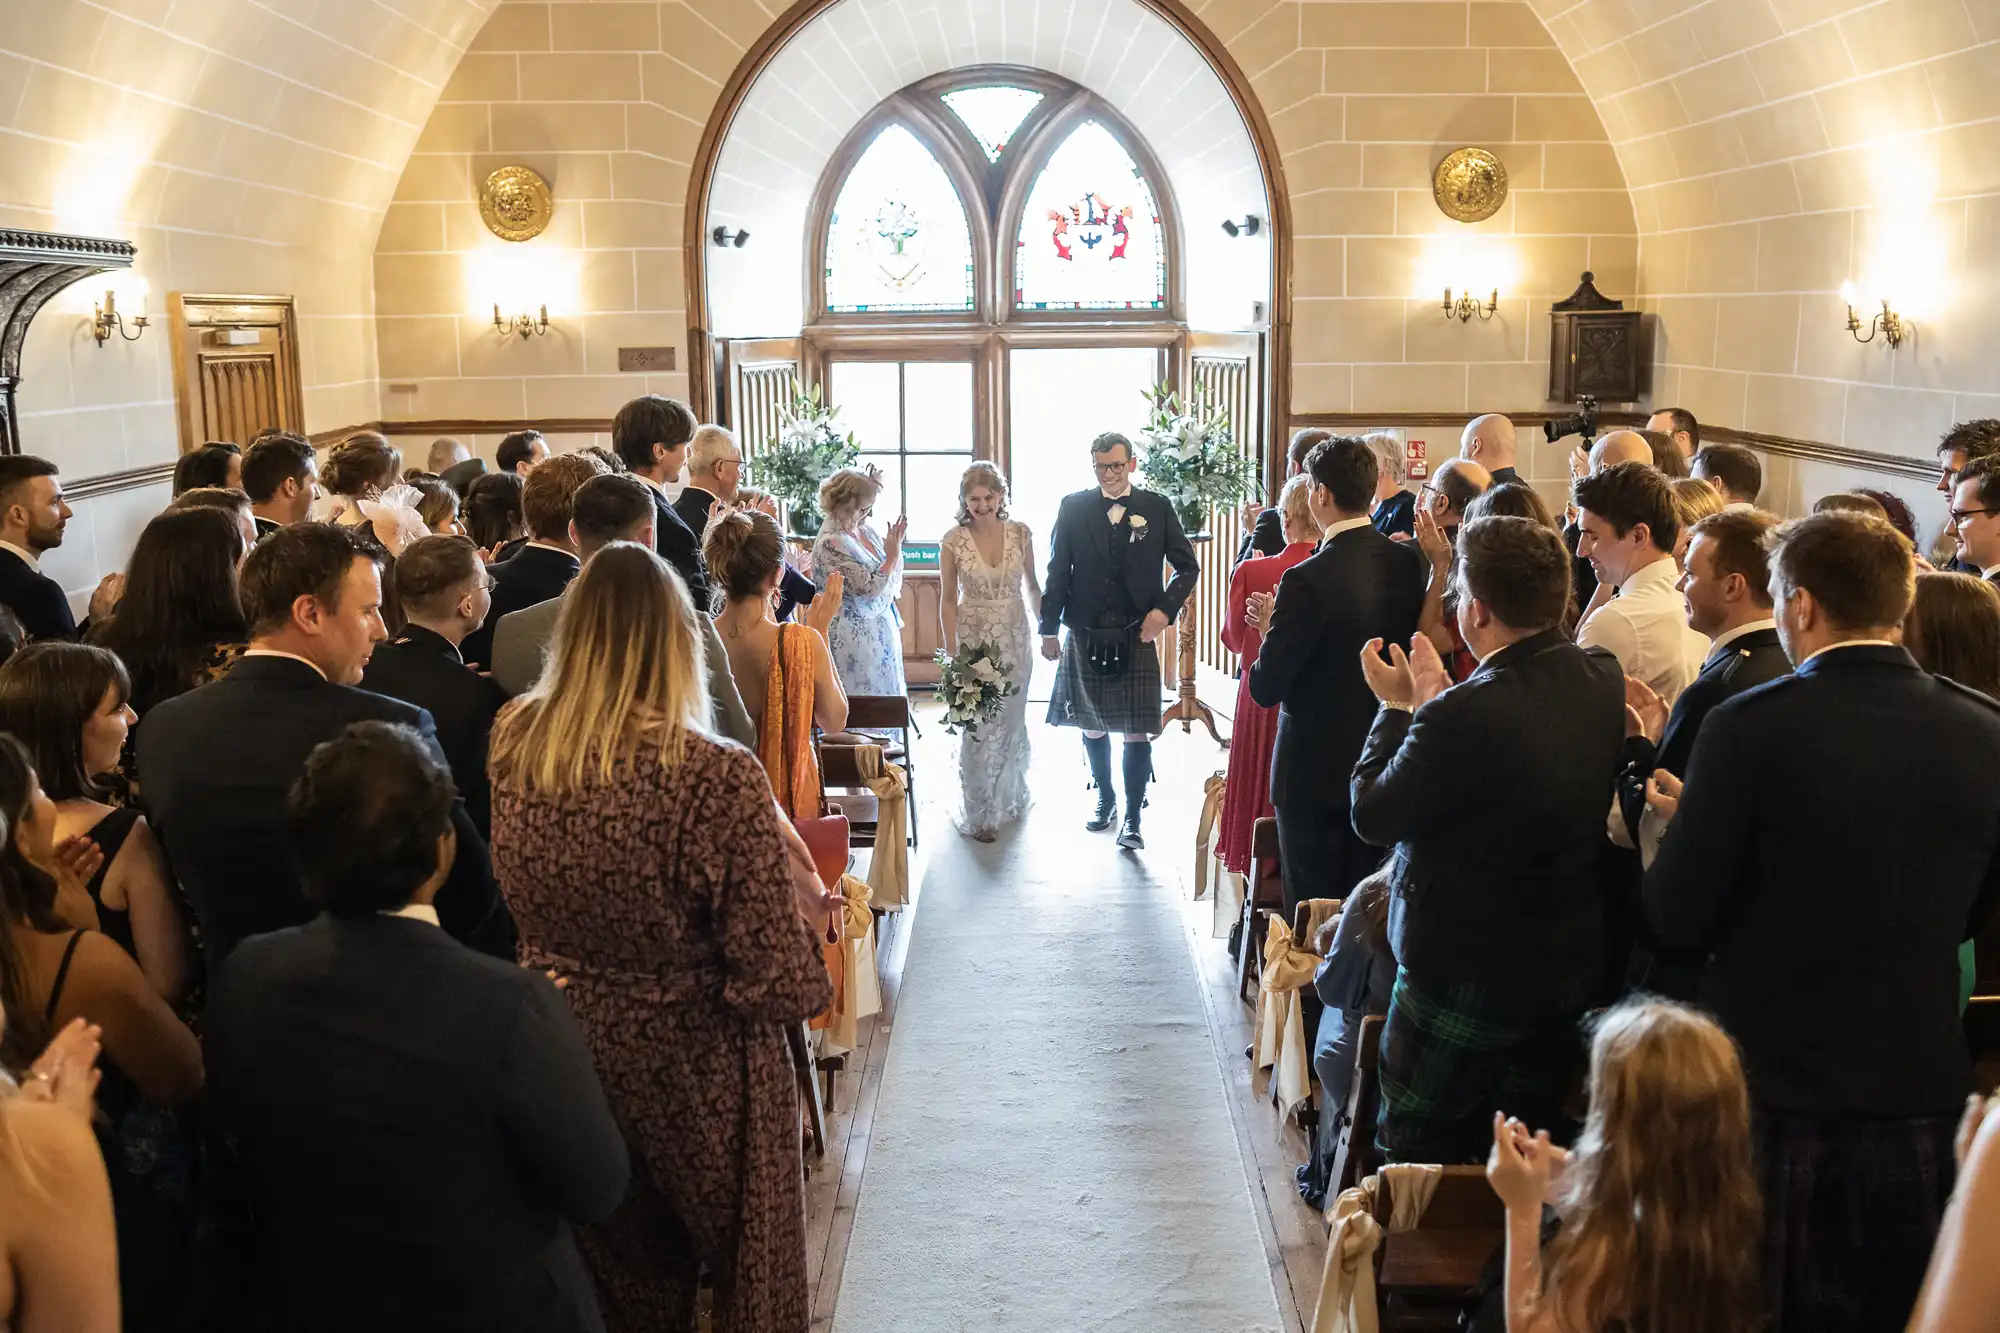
[1576,556,1706,703]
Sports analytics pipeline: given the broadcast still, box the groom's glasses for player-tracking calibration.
[1093,460,1130,475]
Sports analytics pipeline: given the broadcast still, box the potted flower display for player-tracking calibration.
[1134,385,1258,538]
[760,386,861,538]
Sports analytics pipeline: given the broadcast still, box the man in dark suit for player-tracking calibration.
[1248,436,1429,915]
[137,523,513,968]
[675,423,812,618]
[206,722,625,1333]
[459,452,607,669]
[1351,516,1626,1164]
[361,536,508,836]
[0,455,95,640]
[1236,427,1331,565]
[496,428,550,477]
[1459,413,1521,486]
[1039,431,1200,849]
[612,394,713,612]
[1644,512,2000,1333]
[242,431,319,542]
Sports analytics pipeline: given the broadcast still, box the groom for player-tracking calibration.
[1040,431,1200,849]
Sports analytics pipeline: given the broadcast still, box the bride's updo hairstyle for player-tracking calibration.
[704,508,786,602]
[954,461,1010,527]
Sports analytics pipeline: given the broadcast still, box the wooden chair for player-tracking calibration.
[842,694,918,847]
[819,744,881,849]
[1287,897,1342,1137]
[1372,1165,1504,1332]
[1329,1013,1384,1199]
[787,1022,827,1163]
[1238,816,1285,1003]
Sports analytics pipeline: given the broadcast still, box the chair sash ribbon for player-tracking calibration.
[1310,1164,1444,1333]
[1194,772,1227,900]
[1253,903,1338,1118]
[854,746,910,910]
[820,872,882,1056]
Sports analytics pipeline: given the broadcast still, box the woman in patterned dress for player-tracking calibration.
[488,541,831,1333]
[810,467,908,698]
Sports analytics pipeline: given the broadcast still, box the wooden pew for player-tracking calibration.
[1372,1166,1504,1332]
[1239,816,1285,1003]
[819,744,881,849]
[1329,1013,1384,1199]
[840,694,919,846]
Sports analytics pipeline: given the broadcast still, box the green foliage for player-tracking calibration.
[759,385,861,536]
[1134,385,1258,534]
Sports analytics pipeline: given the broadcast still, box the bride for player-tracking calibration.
[938,462,1040,841]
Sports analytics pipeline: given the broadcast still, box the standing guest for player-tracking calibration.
[1248,438,1428,914]
[466,471,528,562]
[577,444,623,475]
[1461,481,1576,635]
[168,485,258,553]
[1563,431,1654,611]
[679,425,815,618]
[1641,429,1690,478]
[1646,406,1700,465]
[1692,443,1764,507]
[490,475,757,749]
[489,543,833,1333]
[441,454,489,498]
[1905,571,2000,697]
[1362,433,1415,539]
[137,523,513,968]
[205,722,627,1333]
[1668,476,1725,568]
[241,431,318,540]
[361,537,507,837]
[1856,488,1919,547]
[1238,428,1331,564]
[1573,462,1705,703]
[0,456,120,642]
[813,466,909,698]
[1421,457,1490,542]
[1459,413,1521,485]
[312,433,401,523]
[611,395,713,610]
[1487,1000,1763,1333]
[89,507,249,719]
[495,429,549,478]
[171,442,242,496]
[1353,516,1625,1163]
[1948,457,2000,585]
[406,475,463,536]
[0,644,187,1003]
[1644,513,2000,1333]
[426,436,470,475]
[1935,418,2000,497]
[1813,491,1890,522]
[1217,476,1319,878]
[460,453,607,671]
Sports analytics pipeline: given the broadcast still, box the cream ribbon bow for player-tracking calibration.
[1194,772,1227,900]
[1253,901,1340,1118]
[850,746,910,910]
[821,872,882,1056]
[1310,1165,1444,1333]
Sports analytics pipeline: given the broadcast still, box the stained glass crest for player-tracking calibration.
[824,124,976,314]
[941,86,1043,162]
[1014,121,1166,312]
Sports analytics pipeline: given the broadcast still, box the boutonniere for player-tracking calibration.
[1127,514,1149,543]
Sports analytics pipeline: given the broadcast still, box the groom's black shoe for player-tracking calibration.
[1117,811,1145,850]
[1116,739,1151,849]
[1087,801,1117,832]
[1082,733,1117,831]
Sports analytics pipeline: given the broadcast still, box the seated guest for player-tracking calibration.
[1421,457,1489,542]
[1691,442,1763,506]
[0,1018,119,1333]
[496,428,549,477]
[494,474,754,747]
[1296,870,1394,1209]
[137,523,513,968]
[1668,476,1724,568]
[425,435,470,475]
[1218,476,1320,879]
[362,537,508,837]
[1459,412,1521,485]
[460,452,607,670]
[170,441,241,496]
[167,484,258,553]
[241,431,318,540]
[1950,457,2000,585]
[1238,428,1330,564]
[1645,405,1700,465]
[1644,512,2000,1333]
[1906,1094,2000,1332]
[0,644,187,1003]
[407,475,464,536]
[466,471,527,561]
[489,542,832,1333]
[205,722,627,1333]
[1249,437,1429,916]
[678,424,813,617]
[1574,462,1705,703]
[1640,428,1689,477]
[89,507,250,719]
[0,456,110,642]
[1487,1000,1762,1333]
[1352,516,1625,1163]
[1905,571,2000,698]
[611,395,712,609]
[1362,433,1415,539]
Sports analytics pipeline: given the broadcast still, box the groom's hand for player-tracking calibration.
[1040,635,1062,662]
[1138,609,1172,644]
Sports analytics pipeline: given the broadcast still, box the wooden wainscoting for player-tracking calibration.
[899,572,943,686]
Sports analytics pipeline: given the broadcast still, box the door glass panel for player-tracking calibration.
[903,361,973,452]
[826,360,975,545]
[824,124,976,313]
[1014,121,1167,311]
[941,86,1044,162]
[826,361,899,452]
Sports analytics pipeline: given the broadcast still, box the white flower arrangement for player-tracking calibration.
[934,642,1018,736]
[1135,385,1258,535]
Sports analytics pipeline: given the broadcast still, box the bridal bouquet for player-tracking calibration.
[934,643,1017,736]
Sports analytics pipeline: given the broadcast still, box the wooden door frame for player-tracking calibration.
[165,293,303,455]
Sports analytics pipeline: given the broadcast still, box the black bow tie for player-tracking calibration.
[1100,493,1126,510]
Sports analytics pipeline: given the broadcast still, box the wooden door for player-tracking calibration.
[167,294,304,452]
[1185,331,1262,676]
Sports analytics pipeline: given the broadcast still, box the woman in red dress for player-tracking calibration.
[1218,476,1321,875]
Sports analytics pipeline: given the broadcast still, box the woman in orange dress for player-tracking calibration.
[1217,476,1320,875]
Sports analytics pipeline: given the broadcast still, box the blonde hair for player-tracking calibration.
[488,542,708,796]
[1542,1000,1763,1333]
[1362,432,1407,485]
[1670,476,1725,529]
[818,467,879,529]
[1278,474,1320,544]
[954,461,1009,527]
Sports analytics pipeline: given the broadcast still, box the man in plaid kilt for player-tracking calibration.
[1039,432,1199,850]
[1349,515,1627,1165]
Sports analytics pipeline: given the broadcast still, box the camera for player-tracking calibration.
[1543,395,1599,445]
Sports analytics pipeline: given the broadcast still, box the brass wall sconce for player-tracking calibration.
[1443,287,1499,322]
[92,289,148,345]
[494,303,550,339]
[1841,284,1907,349]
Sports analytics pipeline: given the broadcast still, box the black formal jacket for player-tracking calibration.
[0,547,76,640]
[136,655,514,968]
[1248,524,1428,815]
[1353,629,1627,1014]
[1038,487,1199,636]
[647,484,713,614]
[252,516,283,543]
[460,544,579,670]
[676,485,813,619]
[1488,465,1520,486]
[1645,644,2000,1117]
[1236,506,1286,565]
[1371,489,1417,540]
[206,913,626,1333]
[360,626,508,837]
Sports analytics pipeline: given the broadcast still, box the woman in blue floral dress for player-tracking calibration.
[810,468,908,698]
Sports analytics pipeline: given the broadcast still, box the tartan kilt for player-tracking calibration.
[1045,630,1164,735]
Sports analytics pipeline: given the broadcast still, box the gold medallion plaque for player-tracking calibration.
[478,166,554,242]
[1431,148,1508,223]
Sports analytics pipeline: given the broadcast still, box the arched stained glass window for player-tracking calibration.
[824,124,975,314]
[1014,120,1166,312]
[941,86,1043,162]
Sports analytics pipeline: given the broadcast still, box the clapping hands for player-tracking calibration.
[1359,634,1452,710]
[20,1018,103,1118]
[1245,591,1275,635]
[1643,769,1683,821]
[804,571,844,637]
[1413,505,1452,570]
[1623,677,1668,743]
[1486,1112,1569,1213]
[884,515,908,557]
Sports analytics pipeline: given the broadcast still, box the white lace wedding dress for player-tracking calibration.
[943,520,1034,836]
